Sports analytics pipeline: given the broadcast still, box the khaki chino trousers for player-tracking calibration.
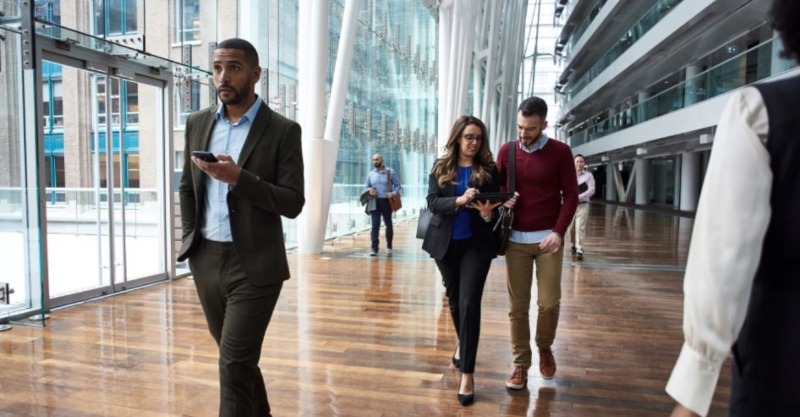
[505,240,563,366]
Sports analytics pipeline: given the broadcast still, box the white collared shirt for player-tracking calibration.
[665,87,771,416]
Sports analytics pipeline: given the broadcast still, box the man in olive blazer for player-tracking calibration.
[177,102,304,284]
[177,38,304,417]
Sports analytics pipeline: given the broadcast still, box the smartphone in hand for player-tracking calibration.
[192,151,219,163]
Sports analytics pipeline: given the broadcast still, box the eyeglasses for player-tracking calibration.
[462,134,483,142]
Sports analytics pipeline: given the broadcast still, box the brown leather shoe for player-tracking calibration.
[539,348,556,379]
[505,364,528,389]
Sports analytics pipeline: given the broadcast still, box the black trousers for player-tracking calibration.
[435,238,492,373]
[189,239,283,417]
[370,198,393,252]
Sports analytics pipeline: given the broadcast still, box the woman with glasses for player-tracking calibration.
[421,115,502,406]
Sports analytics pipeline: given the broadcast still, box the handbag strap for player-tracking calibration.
[508,141,516,193]
[493,143,517,232]
[387,168,397,194]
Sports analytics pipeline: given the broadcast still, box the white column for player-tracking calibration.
[679,151,700,212]
[606,162,616,201]
[438,1,476,155]
[300,0,361,253]
[495,0,527,149]
[437,4,453,152]
[637,91,650,125]
[684,63,701,106]
[296,0,329,253]
[480,0,501,124]
[635,158,649,205]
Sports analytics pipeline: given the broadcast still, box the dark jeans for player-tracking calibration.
[435,238,492,373]
[189,239,283,417]
[370,198,393,252]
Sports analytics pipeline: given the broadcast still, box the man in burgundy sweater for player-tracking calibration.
[496,96,578,389]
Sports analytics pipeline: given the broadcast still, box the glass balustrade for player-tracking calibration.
[567,38,797,147]
[567,0,683,100]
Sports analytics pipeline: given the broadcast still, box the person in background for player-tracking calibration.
[496,96,578,389]
[365,153,401,256]
[422,116,502,406]
[567,154,595,261]
[666,1,800,415]
[178,38,305,417]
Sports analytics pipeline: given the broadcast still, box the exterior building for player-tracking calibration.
[555,0,797,210]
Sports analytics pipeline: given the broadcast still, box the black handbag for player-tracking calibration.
[494,207,514,255]
[494,143,516,255]
[416,208,432,239]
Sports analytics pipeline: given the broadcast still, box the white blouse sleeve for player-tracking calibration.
[665,87,771,416]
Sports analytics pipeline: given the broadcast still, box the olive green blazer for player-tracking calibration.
[177,101,305,285]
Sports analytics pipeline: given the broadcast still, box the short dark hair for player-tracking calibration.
[772,0,800,63]
[215,38,260,69]
[574,154,585,160]
[518,96,548,119]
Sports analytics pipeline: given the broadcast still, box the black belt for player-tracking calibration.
[203,238,236,248]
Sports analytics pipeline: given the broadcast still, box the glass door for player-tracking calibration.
[107,77,168,292]
[41,53,169,306]
[0,29,46,322]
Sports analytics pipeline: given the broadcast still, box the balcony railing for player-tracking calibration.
[568,38,797,147]
[567,0,683,100]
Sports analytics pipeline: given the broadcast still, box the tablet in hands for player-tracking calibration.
[468,192,514,205]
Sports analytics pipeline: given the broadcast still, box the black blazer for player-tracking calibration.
[421,166,500,261]
[177,101,305,286]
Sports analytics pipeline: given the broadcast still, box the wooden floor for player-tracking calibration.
[0,204,733,417]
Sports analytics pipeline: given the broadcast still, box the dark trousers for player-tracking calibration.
[370,198,393,252]
[435,238,492,373]
[189,239,283,417]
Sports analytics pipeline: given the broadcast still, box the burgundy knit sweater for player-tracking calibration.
[496,139,578,236]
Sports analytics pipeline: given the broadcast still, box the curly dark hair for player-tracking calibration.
[216,38,260,69]
[772,0,800,63]
[431,116,495,188]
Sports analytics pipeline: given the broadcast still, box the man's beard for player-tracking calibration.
[218,85,249,105]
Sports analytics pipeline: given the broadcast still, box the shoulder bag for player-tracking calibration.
[494,143,516,255]
[387,168,402,212]
[416,208,432,239]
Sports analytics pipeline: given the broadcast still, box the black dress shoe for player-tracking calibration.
[452,355,460,369]
[457,393,474,406]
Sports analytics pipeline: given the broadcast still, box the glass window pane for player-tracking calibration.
[126,0,138,33]
[109,0,123,34]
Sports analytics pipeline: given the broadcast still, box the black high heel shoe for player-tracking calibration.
[457,374,475,406]
[451,355,460,369]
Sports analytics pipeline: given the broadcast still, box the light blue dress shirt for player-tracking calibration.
[365,168,401,198]
[201,97,263,242]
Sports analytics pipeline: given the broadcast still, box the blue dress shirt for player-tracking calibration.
[201,97,263,242]
[365,168,401,198]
